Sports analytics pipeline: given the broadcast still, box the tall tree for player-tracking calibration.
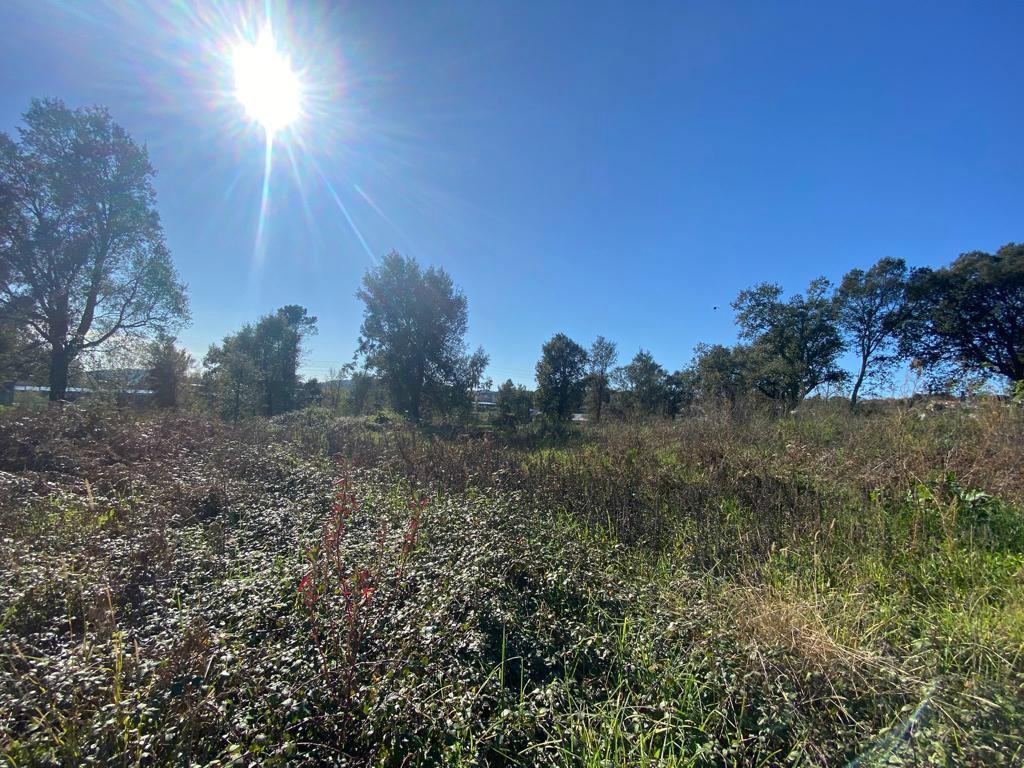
[691,343,749,408]
[0,99,188,400]
[902,244,1024,386]
[254,305,317,415]
[534,333,588,421]
[144,333,193,409]
[835,257,909,407]
[585,335,617,422]
[202,334,259,420]
[732,278,846,408]
[202,306,317,419]
[356,252,487,422]
[494,378,533,430]
[664,368,698,417]
[615,349,669,417]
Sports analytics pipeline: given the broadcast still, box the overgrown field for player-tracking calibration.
[1,403,1022,766]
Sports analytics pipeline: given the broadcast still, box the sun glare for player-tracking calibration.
[232,28,302,135]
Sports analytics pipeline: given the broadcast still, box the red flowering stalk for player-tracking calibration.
[299,471,429,710]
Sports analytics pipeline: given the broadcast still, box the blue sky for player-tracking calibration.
[2,1,1022,385]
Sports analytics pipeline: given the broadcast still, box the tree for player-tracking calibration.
[0,307,46,385]
[585,335,617,422]
[835,257,909,407]
[534,333,588,421]
[346,371,377,416]
[297,378,324,409]
[144,333,192,409]
[691,343,748,408]
[614,349,669,417]
[664,368,698,417]
[901,244,1024,386]
[424,350,490,422]
[0,99,188,401]
[494,378,533,430]
[323,365,353,412]
[202,333,259,420]
[356,252,488,422]
[253,305,317,415]
[202,305,317,419]
[732,278,846,408]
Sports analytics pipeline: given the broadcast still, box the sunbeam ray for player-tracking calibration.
[313,163,376,263]
[252,133,274,269]
[284,141,320,261]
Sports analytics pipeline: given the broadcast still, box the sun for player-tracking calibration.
[232,28,302,135]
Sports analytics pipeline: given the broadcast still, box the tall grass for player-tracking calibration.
[1,400,1022,765]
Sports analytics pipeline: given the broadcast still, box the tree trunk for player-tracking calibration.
[48,344,70,402]
[409,364,423,423]
[849,354,868,409]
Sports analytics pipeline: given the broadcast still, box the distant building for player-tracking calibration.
[9,368,154,403]
[474,389,498,408]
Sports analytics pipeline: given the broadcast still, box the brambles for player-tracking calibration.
[1,402,1023,765]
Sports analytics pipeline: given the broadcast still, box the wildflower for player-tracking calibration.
[356,568,374,601]
[298,572,318,608]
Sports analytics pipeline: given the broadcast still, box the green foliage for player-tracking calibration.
[0,98,189,400]
[346,370,381,416]
[534,333,588,422]
[1,404,1022,765]
[902,243,1024,386]
[691,343,748,409]
[613,349,671,417]
[835,257,909,407]
[0,303,46,385]
[356,252,488,423]
[144,333,193,409]
[664,367,697,416]
[584,336,617,422]
[202,305,317,419]
[495,378,533,430]
[296,377,324,409]
[732,278,846,408]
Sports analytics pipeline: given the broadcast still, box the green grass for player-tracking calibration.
[1,403,1022,765]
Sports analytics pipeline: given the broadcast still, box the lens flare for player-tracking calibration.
[232,27,302,135]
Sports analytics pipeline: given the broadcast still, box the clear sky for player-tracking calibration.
[2,1,1022,385]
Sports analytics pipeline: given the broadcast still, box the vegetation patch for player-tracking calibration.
[1,405,1022,765]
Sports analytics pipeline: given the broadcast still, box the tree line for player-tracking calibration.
[2,99,1022,421]
[521,246,1022,426]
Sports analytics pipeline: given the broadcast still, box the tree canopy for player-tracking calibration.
[495,378,533,430]
[534,333,588,421]
[615,349,669,417]
[691,343,748,408]
[835,257,909,407]
[585,335,617,422]
[902,244,1024,386]
[0,99,188,400]
[732,278,846,408]
[144,333,193,409]
[203,305,317,419]
[356,252,487,422]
